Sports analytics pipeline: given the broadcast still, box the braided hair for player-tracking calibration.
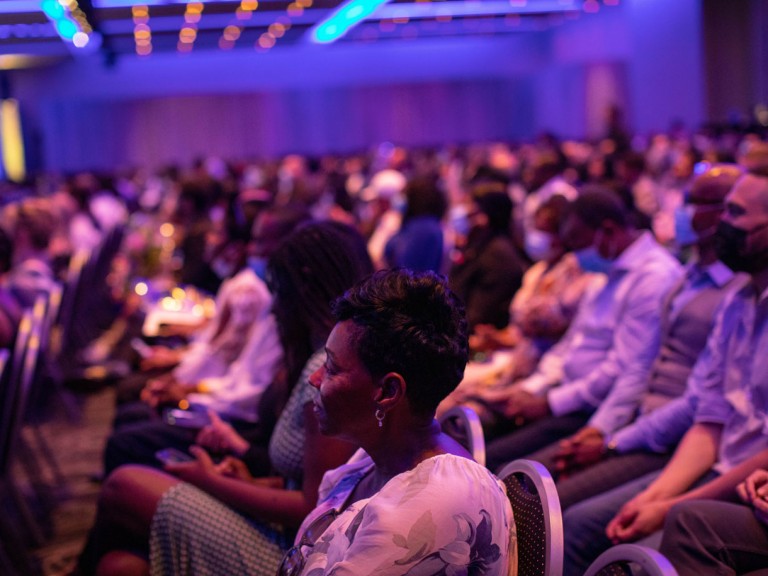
[266,220,373,389]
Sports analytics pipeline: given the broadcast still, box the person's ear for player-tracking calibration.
[375,372,406,411]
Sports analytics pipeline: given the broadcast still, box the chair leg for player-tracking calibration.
[0,515,42,576]
[48,367,83,424]
[29,424,68,493]
[4,479,47,547]
[17,432,59,510]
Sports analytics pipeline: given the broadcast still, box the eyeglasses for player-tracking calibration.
[276,509,339,576]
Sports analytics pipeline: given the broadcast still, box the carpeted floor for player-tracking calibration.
[16,387,115,576]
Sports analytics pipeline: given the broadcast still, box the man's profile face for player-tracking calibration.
[561,213,596,253]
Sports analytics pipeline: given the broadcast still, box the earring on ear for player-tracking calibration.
[375,408,385,428]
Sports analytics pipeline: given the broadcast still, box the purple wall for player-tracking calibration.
[7,0,708,173]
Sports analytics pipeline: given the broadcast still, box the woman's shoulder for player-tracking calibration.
[334,455,514,576]
[408,453,500,484]
[377,454,508,509]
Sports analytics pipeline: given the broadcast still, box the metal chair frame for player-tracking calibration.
[0,301,48,546]
[584,543,679,576]
[438,405,486,466]
[498,459,564,576]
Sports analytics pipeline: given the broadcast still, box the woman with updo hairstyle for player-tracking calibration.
[281,269,515,575]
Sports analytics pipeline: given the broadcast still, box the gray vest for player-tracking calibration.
[641,275,733,412]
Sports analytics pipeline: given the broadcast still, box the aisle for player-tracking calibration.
[25,387,115,576]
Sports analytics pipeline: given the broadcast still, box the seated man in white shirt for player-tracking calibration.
[525,164,746,509]
[478,187,683,472]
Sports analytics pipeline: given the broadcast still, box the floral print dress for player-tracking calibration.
[297,452,517,576]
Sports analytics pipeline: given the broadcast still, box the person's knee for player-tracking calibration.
[100,464,174,531]
[100,465,152,509]
[563,500,594,534]
[95,550,149,576]
[665,500,713,538]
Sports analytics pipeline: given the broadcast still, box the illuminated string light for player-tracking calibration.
[132,5,152,56]
[179,26,197,43]
[252,0,301,52]
[217,0,262,49]
[286,2,303,17]
[177,1,203,52]
[257,32,275,48]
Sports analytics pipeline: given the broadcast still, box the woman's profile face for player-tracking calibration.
[309,320,378,440]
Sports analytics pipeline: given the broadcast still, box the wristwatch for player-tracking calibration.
[605,439,620,458]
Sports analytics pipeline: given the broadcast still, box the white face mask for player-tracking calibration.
[524,229,556,261]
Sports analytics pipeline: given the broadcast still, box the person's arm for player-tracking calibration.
[516,323,574,394]
[185,314,283,411]
[668,447,768,504]
[636,422,722,501]
[610,394,696,454]
[169,404,356,528]
[607,448,768,544]
[604,422,721,543]
[549,270,678,434]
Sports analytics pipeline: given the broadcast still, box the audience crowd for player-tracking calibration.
[2,122,768,576]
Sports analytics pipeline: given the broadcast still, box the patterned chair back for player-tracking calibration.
[498,459,563,576]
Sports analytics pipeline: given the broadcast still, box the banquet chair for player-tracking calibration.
[583,544,679,576]
[53,248,89,358]
[498,459,563,576]
[0,301,48,546]
[25,286,69,487]
[438,405,486,466]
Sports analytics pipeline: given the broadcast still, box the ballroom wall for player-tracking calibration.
[6,0,711,173]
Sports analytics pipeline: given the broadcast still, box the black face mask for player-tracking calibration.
[715,220,768,273]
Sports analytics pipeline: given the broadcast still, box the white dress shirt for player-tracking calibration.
[520,232,683,434]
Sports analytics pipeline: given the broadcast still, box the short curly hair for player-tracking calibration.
[333,269,468,416]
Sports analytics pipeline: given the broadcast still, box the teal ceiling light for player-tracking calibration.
[309,0,392,44]
[40,0,102,50]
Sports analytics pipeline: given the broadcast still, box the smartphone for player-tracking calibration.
[155,448,194,465]
[163,408,211,429]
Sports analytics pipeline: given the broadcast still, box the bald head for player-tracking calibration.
[729,173,768,215]
[739,141,768,178]
[689,164,743,205]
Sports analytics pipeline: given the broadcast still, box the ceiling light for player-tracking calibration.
[309,0,392,44]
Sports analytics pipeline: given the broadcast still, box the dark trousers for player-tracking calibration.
[485,411,592,473]
[104,404,264,477]
[526,442,672,509]
[660,500,768,576]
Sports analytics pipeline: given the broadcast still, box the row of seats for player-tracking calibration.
[0,227,125,575]
[440,405,679,576]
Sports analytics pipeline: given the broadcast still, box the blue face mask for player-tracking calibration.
[575,245,612,274]
[525,229,556,262]
[674,206,698,247]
